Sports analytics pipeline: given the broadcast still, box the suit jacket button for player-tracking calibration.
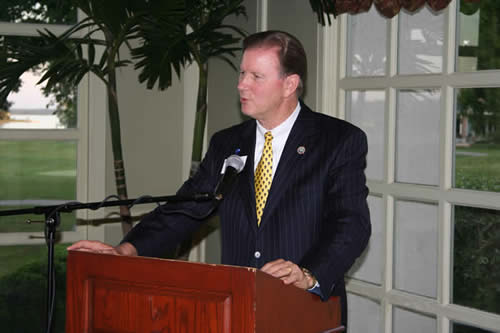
[254,251,261,259]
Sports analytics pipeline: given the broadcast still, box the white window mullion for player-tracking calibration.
[316,21,338,118]
[0,22,69,36]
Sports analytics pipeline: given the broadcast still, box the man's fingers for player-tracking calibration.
[67,240,114,252]
[261,258,310,290]
[261,258,285,272]
[262,259,292,277]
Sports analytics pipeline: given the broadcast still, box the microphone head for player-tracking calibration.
[225,154,245,173]
[214,154,245,200]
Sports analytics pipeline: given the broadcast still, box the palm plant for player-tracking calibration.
[0,0,246,243]
[132,0,246,258]
[133,0,246,176]
[0,0,185,233]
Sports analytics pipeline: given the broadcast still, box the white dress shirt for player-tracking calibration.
[253,102,301,178]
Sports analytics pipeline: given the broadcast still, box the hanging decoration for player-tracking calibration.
[310,0,459,24]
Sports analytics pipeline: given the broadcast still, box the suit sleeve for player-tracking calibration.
[300,128,371,300]
[121,134,225,258]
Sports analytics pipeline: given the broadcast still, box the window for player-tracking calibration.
[336,1,500,332]
[0,3,90,332]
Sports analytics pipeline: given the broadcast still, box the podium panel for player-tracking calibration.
[66,251,342,333]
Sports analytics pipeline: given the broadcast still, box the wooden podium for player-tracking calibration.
[65,251,343,333]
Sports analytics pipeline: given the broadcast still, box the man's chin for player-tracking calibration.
[240,106,254,117]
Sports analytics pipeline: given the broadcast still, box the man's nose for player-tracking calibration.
[238,75,248,91]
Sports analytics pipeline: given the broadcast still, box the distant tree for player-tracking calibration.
[0,0,76,24]
[458,1,500,143]
[44,80,77,128]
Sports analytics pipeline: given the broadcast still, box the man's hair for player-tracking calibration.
[243,30,307,97]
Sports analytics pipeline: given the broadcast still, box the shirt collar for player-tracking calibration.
[256,102,301,138]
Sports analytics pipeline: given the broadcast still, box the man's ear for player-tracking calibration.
[284,74,300,97]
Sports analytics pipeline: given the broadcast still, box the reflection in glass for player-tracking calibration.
[0,244,68,332]
[399,6,444,74]
[0,36,78,130]
[0,140,77,232]
[394,200,438,298]
[348,90,385,180]
[396,89,441,186]
[347,294,381,333]
[347,7,387,77]
[457,1,500,72]
[0,0,76,24]
[454,88,500,193]
[393,307,436,333]
[453,206,500,315]
[348,196,383,285]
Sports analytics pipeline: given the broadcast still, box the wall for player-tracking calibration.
[101,46,190,245]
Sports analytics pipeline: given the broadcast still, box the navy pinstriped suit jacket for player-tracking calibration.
[123,102,371,326]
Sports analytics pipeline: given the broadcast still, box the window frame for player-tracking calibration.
[0,13,107,245]
[319,1,500,332]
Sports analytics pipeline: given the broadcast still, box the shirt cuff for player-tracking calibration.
[307,280,323,297]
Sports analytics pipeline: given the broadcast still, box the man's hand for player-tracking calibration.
[67,240,138,256]
[261,258,315,290]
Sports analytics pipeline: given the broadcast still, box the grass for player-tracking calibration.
[0,244,50,278]
[0,140,77,232]
[455,143,500,192]
[0,140,77,200]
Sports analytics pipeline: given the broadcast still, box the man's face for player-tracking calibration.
[237,47,287,123]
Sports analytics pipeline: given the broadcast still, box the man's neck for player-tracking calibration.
[258,98,300,130]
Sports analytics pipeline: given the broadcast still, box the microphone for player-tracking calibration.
[214,154,245,200]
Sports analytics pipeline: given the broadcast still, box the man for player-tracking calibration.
[69,30,371,327]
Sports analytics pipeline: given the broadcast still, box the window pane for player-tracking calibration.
[454,88,500,193]
[0,244,67,332]
[398,6,444,74]
[347,294,381,333]
[396,89,441,185]
[393,307,437,333]
[452,321,497,333]
[348,195,383,285]
[394,200,438,298]
[347,7,387,77]
[457,0,500,72]
[453,205,500,315]
[1,38,78,130]
[0,0,76,24]
[0,140,77,232]
[348,90,385,180]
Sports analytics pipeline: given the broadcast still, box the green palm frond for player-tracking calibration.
[132,0,189,90]
[0,0,145,103]
[132,0,246,91]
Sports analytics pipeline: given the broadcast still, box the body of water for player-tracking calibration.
[0,109,62,129]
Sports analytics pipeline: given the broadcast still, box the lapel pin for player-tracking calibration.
[297,146,306,155]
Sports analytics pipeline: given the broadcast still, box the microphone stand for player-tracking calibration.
[0,193,215,333]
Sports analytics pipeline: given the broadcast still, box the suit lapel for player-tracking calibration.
[259,106,319,228]
[235,121,258,232]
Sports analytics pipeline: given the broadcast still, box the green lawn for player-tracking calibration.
[0,244,61,278]
[455,143,500,192]
[0,140,77,200]
[0,140,77,232]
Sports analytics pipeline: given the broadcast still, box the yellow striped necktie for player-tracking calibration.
[255,131,273,226]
